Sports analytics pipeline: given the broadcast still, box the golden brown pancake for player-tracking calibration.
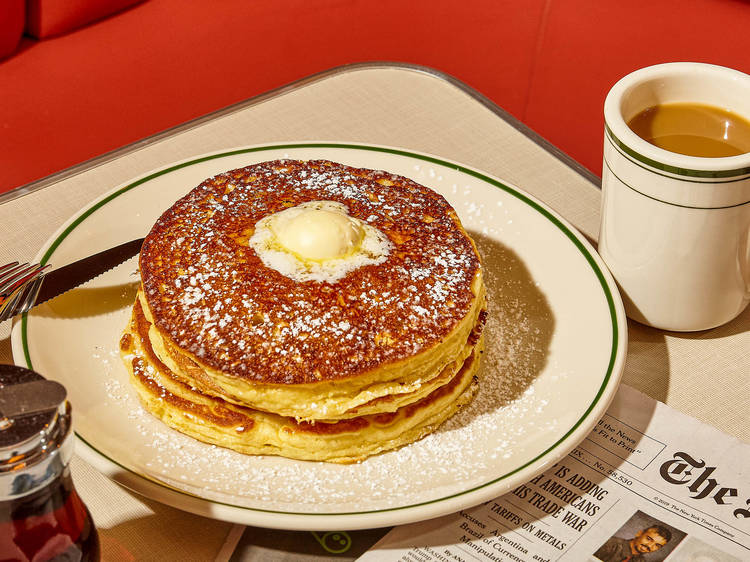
[124,159,486,462]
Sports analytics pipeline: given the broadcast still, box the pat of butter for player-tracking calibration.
[251,200,392,283]
[271,202,365,260]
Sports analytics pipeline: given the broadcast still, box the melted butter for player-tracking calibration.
[249,201,392,283]
[271,203,365,261]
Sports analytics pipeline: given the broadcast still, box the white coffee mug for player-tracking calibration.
[598,62,750,331]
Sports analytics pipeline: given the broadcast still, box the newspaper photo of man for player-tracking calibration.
[593,524,672,561]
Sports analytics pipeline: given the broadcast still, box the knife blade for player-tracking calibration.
[33,237,145,308]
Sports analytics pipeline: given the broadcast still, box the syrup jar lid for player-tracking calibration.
[0,364,72,499]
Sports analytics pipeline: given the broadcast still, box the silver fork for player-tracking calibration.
[0,262,51,322]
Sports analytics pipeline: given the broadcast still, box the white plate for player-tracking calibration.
[12,143,627,530]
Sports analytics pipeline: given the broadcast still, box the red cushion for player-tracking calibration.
[25,0,144,38]
[524,0,750,177]
[2,0,749,195]
[0,0,544,193]
[0,0,24,59]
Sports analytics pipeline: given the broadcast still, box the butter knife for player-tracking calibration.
[32,237,144,309]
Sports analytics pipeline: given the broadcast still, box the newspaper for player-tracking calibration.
[358,384,749,562]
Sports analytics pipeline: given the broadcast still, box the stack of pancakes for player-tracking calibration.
[120,159,486,463]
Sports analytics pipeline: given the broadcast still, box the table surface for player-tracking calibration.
[1,63,747,562]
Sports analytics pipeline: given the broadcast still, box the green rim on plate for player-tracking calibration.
[20,143,621,518]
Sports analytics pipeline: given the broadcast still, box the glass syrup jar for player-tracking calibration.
[0,365,100,561]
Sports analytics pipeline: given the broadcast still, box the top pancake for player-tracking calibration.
[140,159,482,385]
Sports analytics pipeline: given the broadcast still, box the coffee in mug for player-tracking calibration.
[598,62,750,331]
[627,102,750,158]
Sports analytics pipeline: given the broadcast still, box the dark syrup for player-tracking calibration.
[0,467,99,562]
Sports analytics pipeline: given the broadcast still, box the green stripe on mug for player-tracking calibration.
[605,124,750,179]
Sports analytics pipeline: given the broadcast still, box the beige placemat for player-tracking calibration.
[71,457,236,561]
[1,64,747,560]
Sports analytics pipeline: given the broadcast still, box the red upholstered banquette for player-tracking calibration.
[1,0,748,195]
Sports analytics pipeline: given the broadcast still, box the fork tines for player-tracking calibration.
[0,262,50,322]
